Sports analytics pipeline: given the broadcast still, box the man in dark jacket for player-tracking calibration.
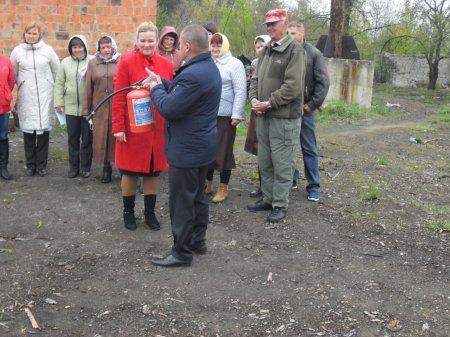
[288,22,330,202]
[148,24,221,267]
[247,9,306,223]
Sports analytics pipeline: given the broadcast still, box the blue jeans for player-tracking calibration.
[293,111,320,193]
[0,113,9,140]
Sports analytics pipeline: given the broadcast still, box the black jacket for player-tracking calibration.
[303,42,329,111]
[150,52,221,168]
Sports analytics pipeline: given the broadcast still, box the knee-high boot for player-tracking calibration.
[0,139,11,180]
[144,194,160,231]
[123,195,137,230]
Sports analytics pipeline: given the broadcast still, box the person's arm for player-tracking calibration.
[111,56,130,139]
[268,46,305,110]
[54,60,66,113]
[7,59,14,91]
[82,61,94,117]
[48,46,60,81]
[305,48,329,112]
[9,49,20,84]
[230,59,247,125]
[151,75,204,121]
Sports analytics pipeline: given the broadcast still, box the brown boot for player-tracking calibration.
[212,183,228,203]
[205,180,213,195]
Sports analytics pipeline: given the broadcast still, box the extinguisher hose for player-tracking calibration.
[86,76,148,129]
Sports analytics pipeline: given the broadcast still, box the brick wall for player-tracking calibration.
[0,0,157,59]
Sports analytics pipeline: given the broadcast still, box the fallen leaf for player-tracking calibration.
[64,264,76,271]
[45,298,57,305]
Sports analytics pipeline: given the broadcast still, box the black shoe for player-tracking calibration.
[123,211,137,230]
[68,170,79,178]
[1,168,11,180]
[247,199,272,211]
[249,187,262,198]
[101,164,112,183]
[144,211,161,231]
[151,254,192,267]
[189,241,207,255]
[26,168,35,176]
[37,169,47,177]
[267,207,287,223]
[81,171,90,178]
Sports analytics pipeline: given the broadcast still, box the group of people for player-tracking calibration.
[0,8,329,267]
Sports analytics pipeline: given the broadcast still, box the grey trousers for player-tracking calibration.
[256,116,301,208]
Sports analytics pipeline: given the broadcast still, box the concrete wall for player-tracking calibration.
[0,0,157,59]
[324,58,374,108]
[381,52,450,88]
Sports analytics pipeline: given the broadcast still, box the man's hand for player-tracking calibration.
[231,119,241,126]
[114,132,126,143]
[55,106,64,114]
[142,67,162,90]
[251,98,271,115]
[303,104,311,113]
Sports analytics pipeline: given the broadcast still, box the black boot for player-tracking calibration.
[144,194,160,231]
[123,195,137,230]
[0,139,12,180]
[101,163,112,183]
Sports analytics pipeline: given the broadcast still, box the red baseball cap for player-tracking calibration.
[263,9,288,25]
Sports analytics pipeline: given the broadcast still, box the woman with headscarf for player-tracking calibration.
[112,21,173,231]
[55,35,94,178]
[10,22,60,177]
[83,36,120,183]
[157,26,182,73]
[205,33,246,203]
[245,35,271,198]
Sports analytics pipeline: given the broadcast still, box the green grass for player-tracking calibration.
[412,124,436,133]
[318,100,393,126]
[431,221,450,232]
[432,106,450,124]
[49,148,69,161]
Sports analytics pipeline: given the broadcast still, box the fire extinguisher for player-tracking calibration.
[126,88,155,133]
[86,77,154,133]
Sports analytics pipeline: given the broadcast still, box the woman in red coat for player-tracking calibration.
[112,21,173,231]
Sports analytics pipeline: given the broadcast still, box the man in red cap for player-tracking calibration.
[247,8,306,223]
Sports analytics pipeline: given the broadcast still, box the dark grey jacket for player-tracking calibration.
[303,42,329,112]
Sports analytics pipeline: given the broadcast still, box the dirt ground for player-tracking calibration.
[1,87,449,337]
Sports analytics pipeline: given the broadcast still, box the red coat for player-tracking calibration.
[112,50,173,173]
[0,54,15,114]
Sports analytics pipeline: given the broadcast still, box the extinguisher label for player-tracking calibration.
[132,97,154,126]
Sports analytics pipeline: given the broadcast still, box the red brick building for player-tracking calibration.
[0,0,158,58]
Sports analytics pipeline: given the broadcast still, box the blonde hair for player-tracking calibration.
[135,21,158,44]
[23,22,42,43]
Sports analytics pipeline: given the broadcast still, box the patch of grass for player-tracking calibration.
[49,148,69,161]
[414,135,424,144]
[431,106,450,124]
[246,167,259,180]
[434,206,450,217]
[364,183,381,201]
[2,198,12,204]
[431,221,450,232]
[412,124,436,133]
[318,100,393,126]
[352,173,382,201]
[377,158,390,166]
[0,248,13,254]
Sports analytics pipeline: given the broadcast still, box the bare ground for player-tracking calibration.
[1,89,449,337]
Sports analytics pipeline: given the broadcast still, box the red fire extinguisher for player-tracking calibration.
[126,88,155,133]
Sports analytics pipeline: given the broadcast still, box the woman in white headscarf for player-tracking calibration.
[83,35,121,183]
[205,33,247,203]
